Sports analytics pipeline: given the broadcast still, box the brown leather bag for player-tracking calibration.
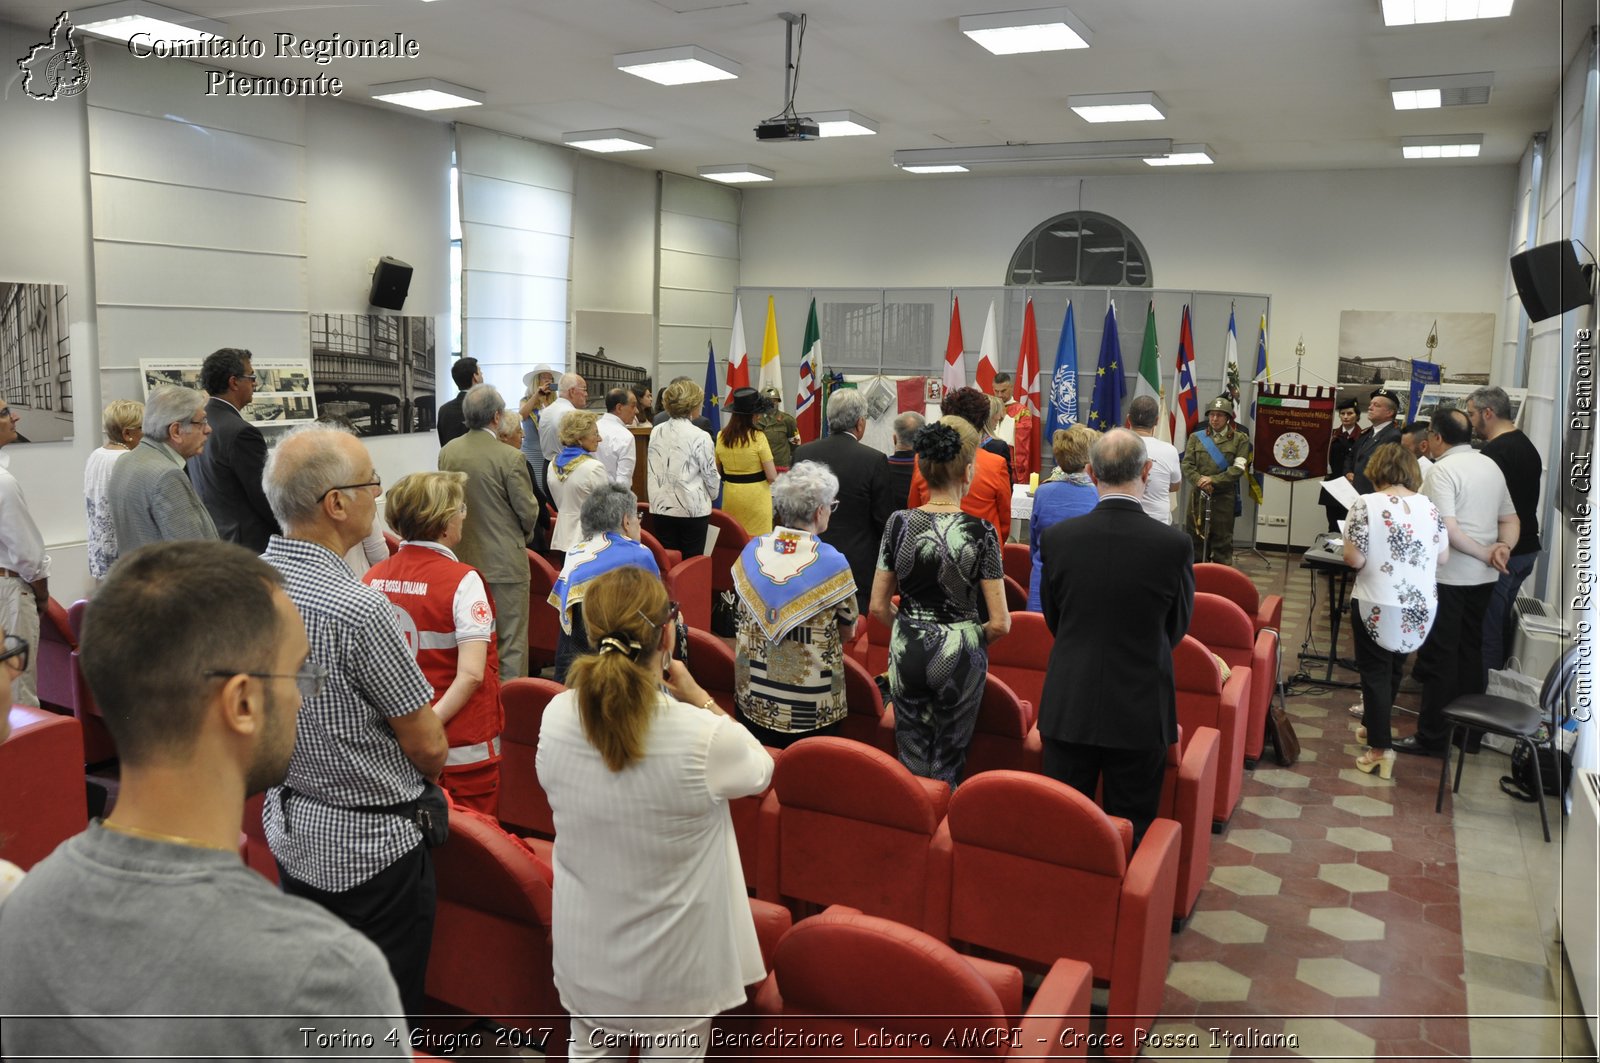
[1267,703,1300,766]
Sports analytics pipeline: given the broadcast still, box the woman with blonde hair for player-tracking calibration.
[872,417,1009,787]
[362,470,502,812]
[549,410,610,555]
[1026,424,1100,611]
[979,393,1014,483]
[84,399,144,581]
[646,378,720,556]
[716,387,778,536]
[1343,442,1447,779]
[538,566,772,1060]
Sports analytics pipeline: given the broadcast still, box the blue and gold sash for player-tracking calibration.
[732,526,855,643]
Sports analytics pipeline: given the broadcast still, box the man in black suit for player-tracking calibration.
[436,356,481,446]
[188,348,280,553]
[790,388,894,611]
[1037,428,1194,844]
[1344,388,1402,494]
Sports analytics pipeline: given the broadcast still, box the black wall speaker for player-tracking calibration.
[369,257,413,311]
[1509,240,1594,322]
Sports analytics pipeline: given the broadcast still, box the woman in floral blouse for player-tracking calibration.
[1343,443,1448,779]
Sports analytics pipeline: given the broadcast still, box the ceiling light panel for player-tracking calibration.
[76,1,225,42]
[370,78,485,110]
[614,46,740,85]
[698,164,774,183]
[1144,144,1214,166]
[892,138,1171,170]
[1401,134,1484,158]
[898,164,971,174]
[810,110,880,137]
[959,6,1093,54]
[562,128,655,152]
[1068,92,1166,123]
[1382,0,1513,24]
[1389,72,1493,109]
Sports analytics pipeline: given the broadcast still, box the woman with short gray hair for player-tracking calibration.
[731,461,859,747]
[549,483,659,682]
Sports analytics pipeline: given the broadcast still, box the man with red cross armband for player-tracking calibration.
[364,470,503,813]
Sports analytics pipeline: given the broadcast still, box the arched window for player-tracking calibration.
[1006,210,1151,287]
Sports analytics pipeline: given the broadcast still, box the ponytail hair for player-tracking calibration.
[565,566,671,771]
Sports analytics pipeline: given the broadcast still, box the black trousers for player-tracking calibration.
[1042,737,1167,847]
[279,842,436,1020]
[1414,581,1495,746]
[652,513,709,557]
[1351,603,1405,750]
[739,714,845,750]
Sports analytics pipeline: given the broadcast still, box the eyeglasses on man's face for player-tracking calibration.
[0,634,30,675]
[204,661,328,699]
[319,473,382,503]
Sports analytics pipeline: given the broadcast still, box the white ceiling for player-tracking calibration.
[4,0,1593,185]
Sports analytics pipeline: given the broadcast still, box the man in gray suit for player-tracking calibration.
[108,385,219,554]
[439,385,540,680]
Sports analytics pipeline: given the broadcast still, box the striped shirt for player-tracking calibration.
[261,535,436,891]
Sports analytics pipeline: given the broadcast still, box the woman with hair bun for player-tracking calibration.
[871,417,1010,788]
[537,566,774,1059]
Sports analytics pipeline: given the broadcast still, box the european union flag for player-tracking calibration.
[1086,302,1124,431]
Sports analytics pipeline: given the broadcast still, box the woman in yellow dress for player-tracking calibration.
[715,388,778,536]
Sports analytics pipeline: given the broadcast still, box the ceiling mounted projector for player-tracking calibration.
[756,116,819,141]
[754,12,816,142]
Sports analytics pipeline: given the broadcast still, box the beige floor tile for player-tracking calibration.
[1307,906,1385,941]
[1166,960,1252,1002]
[1282,1018,1375,1061]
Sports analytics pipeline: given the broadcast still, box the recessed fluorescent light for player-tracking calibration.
[370,78,484,111]
[959,6,1093,54]
[1389,72,1493,109]
[562,128,656,153]
[1144,144,1214,166]
[1069,92,1167,123]
[899,164,971,174]
[76,0,225,42]
[892,138,1170,170]
[615,46,740,86]
[698,164,774,183]
[1382,0,1513,25]
[1401,134,1484,158]
[810,110,880,137]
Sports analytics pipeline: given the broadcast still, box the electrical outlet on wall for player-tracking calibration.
[1260,515,1289,527]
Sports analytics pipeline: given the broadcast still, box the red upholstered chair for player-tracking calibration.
[731,746,782,892]
[1194,562,1283,635]
[708,508,750,606]
[960,675,1041,781]
[668,553,713,633]
[382,531,401,556]
[0,706,87,870]
[497,677,565,858]
[525,549,562,674]
[425,808,567,1049]
[638,527,682,576]
[35,597,75,716]
[847,609,892,676]
[1173,634,1251,828]
[934,772,1179,1058]
[838,654,894,753]
[1002,575,1028,613]
[1001,542,1032,591]
[1158,726,1221,926]
[1189,592,1278,766]
[984,610,1053,711]
[751,906,1093,1060]
[685,627,738,716]
[66,599,116,766]
[758,737,951,932]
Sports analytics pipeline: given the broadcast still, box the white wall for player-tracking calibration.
[572,156,657,372]
[739,166,1517,546]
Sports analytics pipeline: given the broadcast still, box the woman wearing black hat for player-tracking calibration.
[716,387,778,536]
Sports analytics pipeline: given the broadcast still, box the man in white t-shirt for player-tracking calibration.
[596,387,638,485]
[1126,395,1182,525]
[1395,407,1518,758]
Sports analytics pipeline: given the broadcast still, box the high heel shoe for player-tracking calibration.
[1354,748,1395,779]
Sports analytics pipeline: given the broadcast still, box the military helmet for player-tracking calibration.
[1206,396,1236,418]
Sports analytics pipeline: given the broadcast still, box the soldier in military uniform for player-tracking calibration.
[756,386,801,471]
[1181,396,1251,565]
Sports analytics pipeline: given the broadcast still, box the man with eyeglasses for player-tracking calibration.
[188,347,282,553]
[0,541,408,1058]
[107,384,218,557]
[537,371,588,463]
[260,424,447,1020]
[0,396,50,707]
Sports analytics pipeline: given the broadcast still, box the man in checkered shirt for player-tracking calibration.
[260,425,447,1019]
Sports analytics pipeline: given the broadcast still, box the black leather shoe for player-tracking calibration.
[1393,736,1444,757]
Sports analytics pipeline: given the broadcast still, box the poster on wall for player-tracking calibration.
[310,313,436,436]
[141,358,317,427]
[0,281,74,443]
[1411,382,1530,427]
[1336,310,1495,420]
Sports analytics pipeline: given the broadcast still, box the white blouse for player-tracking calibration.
[647,418,719,519]
[537,689,773,1029]
[550,457,611,554]
[1347,490,1447,654]
[84,447,130,580]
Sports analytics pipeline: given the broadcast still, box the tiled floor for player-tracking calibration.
[1142,553,1596,1061]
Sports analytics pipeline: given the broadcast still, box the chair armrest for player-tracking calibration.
[1020,727,1044,774]
[747,898,792,971]
[1257,595,1283,635]
[1172,727,1220,921]
[755,789,781,903]
[915,776,952,821]
[1013,958,1095,1059]
[926,820,954,942]
[1108,818,1180,1047]
[878,702,899,755]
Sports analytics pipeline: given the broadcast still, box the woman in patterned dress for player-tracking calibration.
[1343,442,1448,779]
[870,418,1010,787]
